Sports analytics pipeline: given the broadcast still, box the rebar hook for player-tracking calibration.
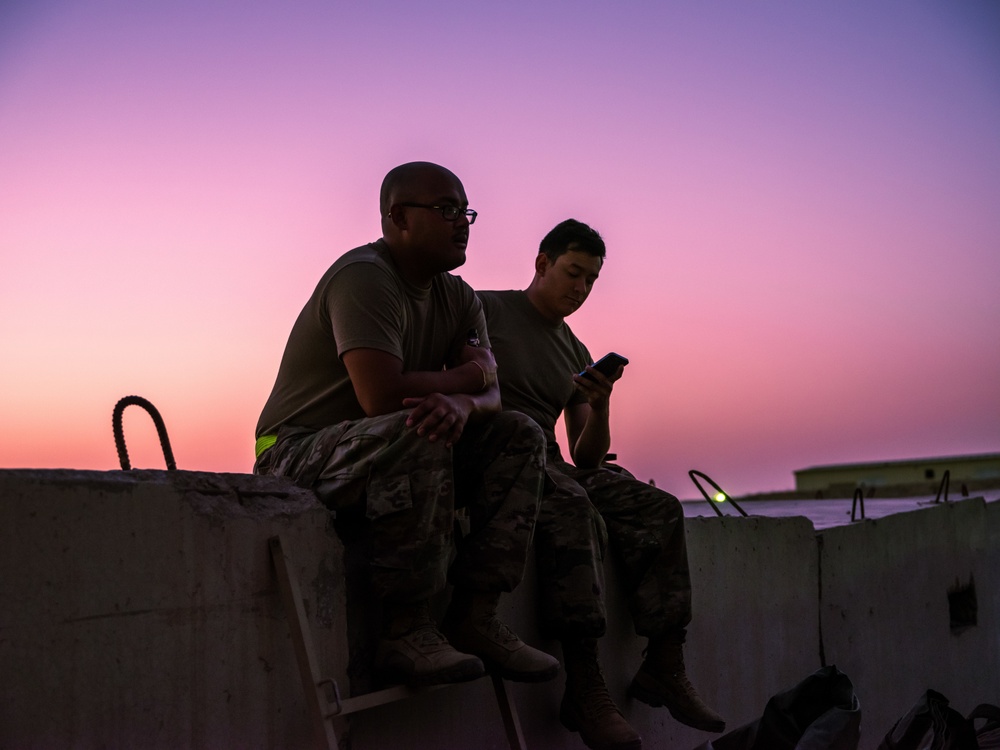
[688,469,747,517]
[851,487,865,522]
[112,395,177,471]
[933,470,950,504]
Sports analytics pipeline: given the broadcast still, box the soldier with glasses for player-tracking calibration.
[254,161,558,687]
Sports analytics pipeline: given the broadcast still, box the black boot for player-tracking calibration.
[442,589,560,682]
[628,632,725,733]
[375,600,484,686]
[560,638,642,750]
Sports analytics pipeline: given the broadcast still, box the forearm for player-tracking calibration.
[355,360,491,417]
[571,406,612,468]
[453,382,502,421]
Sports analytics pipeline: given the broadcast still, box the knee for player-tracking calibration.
[539,491,604,539]
[494,410,545,448]
[658,491,685,525]
[403,432,453,465]
[624,482,684,523]
[372,419,454,476]
[543,485,594,516]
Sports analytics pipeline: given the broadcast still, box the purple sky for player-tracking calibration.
[2,0,998,495]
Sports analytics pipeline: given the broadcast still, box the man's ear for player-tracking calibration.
[386,205,407,230]
[534,252,549,276]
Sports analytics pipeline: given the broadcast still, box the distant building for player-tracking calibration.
[794,452,1000,497]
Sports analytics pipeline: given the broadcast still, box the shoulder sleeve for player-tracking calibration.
[324,261,405,359]
[446,276,489,350]
[469,291,490,350]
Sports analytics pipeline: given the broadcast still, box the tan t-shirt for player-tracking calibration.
[478,289,590,446]
[257,240,488,437]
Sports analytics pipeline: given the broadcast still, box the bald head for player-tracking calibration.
[377,161,471,283]
[379,161,463,217]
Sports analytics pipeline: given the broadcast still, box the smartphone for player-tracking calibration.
[579,352,629,381]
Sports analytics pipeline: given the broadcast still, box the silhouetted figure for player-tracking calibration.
[254,162,557,688]
[479,219,725,750]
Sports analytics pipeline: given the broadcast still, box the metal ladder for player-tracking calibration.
[269,535,529,750]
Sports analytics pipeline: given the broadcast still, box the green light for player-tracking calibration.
[713,492,727,503]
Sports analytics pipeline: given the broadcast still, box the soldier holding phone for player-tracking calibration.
[479,219,724,750]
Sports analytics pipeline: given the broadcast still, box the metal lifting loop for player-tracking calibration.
[851,487,865,522]
[933,469,950,504]
[688,469,747,517]
[112,395,177,471]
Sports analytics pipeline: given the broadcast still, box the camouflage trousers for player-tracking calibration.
[536,447,692,639]
[254,410,545,603]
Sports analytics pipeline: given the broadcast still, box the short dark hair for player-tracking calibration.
[538,219,606,262]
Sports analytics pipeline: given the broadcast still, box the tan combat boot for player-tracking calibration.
[442,590,560,682]
[560,638,642,750]
[628,633,725,733]
[375,601,485,687]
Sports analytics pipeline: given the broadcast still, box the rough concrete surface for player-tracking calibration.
[819,497,1000,745]
[1,469,346,750]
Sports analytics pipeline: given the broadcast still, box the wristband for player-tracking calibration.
[470,361,489,391]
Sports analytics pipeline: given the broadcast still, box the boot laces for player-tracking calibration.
[574,659,620,715]
[484,615,519,645]
[672,670,697,694]
[410,622,449,650]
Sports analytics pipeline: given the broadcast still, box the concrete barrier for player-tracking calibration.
[0,469,346,749]
[346,513,822,750]
[819,497,1000,744]
[1,470,996,749]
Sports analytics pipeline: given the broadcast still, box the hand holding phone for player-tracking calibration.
[579,352,629,382]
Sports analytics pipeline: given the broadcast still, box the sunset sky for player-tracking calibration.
[2,0,998,496]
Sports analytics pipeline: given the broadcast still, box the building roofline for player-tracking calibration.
[794,452,1000,476]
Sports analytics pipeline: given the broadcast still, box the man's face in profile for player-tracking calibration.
[537,247,603,319]
[404,171,471,274]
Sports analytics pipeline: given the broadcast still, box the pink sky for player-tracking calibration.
[2,0,998,496]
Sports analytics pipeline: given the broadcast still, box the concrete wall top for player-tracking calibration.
[0,467,317,509]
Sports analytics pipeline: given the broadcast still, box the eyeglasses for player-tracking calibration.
[398,203,478,225]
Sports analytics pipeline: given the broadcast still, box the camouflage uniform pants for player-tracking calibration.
[536,447,692,639]
[254,410,545,603]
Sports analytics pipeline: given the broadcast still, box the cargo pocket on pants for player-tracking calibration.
[366,471,413,521]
